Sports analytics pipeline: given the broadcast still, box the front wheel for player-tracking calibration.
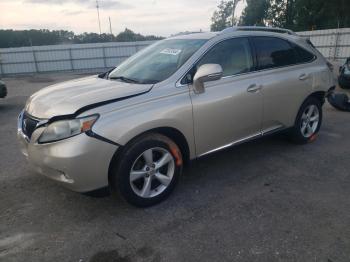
[110,133,183,207]
[289,97,322,144]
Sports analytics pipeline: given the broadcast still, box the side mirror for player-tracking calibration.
[193,64,223,94]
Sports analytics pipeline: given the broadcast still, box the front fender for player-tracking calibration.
[90,90,196,159]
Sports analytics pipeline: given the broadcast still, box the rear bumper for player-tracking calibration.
[17,112,117,192]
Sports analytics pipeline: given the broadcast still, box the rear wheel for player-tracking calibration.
[110,133,183,207]
[289,97,322,144]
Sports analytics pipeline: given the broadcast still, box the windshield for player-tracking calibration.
[108,39,208,84]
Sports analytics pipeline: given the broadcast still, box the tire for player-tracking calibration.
[0,81,7,99]
[110,133,183,207]
[289,97,323,144]
[327,93,350,112]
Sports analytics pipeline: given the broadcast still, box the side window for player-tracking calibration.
[197,37,253,78]
[293,44,315,63]
[253,37,298,70]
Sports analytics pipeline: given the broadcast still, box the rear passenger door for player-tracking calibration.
[251,36,316,133]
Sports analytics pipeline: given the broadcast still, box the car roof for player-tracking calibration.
[168,27,301,42]
[168,32,219,40]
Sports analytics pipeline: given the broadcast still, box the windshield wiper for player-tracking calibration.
[109,76,141,84]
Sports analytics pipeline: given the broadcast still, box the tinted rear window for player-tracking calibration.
[293,44,315,63]
[253,37,298,70]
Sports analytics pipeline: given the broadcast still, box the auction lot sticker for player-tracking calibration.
[160,48,182,56]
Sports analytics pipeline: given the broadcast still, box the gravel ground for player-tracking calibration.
[1,73,350,262]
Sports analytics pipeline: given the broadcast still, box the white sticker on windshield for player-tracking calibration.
[160,48,182,56]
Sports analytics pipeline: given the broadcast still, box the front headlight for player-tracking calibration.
[38,115,99,143]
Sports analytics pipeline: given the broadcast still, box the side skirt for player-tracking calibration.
[197,125,286,158]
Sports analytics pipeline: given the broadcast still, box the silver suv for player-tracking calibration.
[18,27,335,206]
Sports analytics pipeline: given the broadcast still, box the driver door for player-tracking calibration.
[189,37,263,156]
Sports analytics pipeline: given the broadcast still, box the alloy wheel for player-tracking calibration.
[300,104,320,138]
[129,147,175,198]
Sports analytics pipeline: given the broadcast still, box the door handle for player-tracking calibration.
[299,73,309,80]
[247,84,261,93]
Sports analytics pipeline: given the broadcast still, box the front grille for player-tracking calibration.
[22,113,39,139]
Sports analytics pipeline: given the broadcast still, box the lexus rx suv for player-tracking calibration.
[18,26,335,207]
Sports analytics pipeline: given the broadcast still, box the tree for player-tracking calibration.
[0,28,163,48]
[210,0,241,31]
[266,0,297,29]
[239,0,350,31]
[294,0,350,31]
[240,0,270,26]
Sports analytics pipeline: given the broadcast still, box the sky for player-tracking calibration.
[0,0,246,37]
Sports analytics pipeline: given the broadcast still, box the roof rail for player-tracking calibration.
[221,26,297,36]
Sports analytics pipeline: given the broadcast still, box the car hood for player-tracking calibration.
[25,76,153,119]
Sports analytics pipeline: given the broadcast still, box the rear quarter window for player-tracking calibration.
[252,36,298,70]
[293,44,316,63]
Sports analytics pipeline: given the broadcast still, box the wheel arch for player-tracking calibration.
[108,126,191,185]
[308,91,326,105]
[293,91,325,126]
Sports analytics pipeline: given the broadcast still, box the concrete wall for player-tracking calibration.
[0,41,155,76]
[298,28,350,62]
[1,27,350,76]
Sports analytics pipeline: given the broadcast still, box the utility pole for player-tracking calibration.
[109,16,113,35]
[231,0,240,26]
[96,0,102,35]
